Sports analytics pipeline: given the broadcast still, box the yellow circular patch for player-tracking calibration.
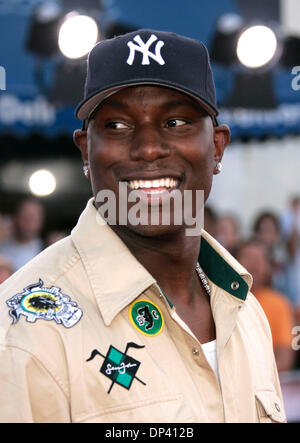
[129,299,164,337]
[21,291,61,314]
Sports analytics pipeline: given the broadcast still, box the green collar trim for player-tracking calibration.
[157,285,174,308]
[199,237,249,301]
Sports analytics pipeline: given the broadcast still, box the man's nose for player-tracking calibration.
[130,124,171,162]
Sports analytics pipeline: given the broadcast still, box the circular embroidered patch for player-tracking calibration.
[21,291,62,314]
[129,299,164,337]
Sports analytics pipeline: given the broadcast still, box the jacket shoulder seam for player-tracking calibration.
[1,343,69,400]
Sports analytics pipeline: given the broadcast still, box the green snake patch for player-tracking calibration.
[129,299,164,337]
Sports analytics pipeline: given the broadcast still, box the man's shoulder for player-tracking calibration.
[0,236,83,348]
[241,291,274,343]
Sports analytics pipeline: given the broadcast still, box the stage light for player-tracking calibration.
[58,13,98,59]
[26,1,62,57]
[217,13,243,35]
[236,25,278,69]
[29,170,56,196]
[210,13,243,65]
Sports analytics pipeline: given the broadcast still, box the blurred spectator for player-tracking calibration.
[235,239,295,373]
[0,214,12,244]
[0,198,45,272]
[252,211,287,293]
[253,212,281,250]
[204,205,218,238]
[0,255,13,284]
[216,213,241,255]
[280,196,300,308]
[44,230,67,247]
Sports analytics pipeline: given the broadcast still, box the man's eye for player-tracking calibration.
[165,119,189,128]
[105,121,129,129]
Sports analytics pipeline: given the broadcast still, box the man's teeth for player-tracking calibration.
[127,178,179,190]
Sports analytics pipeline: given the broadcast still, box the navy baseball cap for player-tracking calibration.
[76,29,219,128]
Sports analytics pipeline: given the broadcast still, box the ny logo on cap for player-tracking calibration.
[126,34,165,66]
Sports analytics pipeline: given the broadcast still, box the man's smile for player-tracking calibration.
[124,176,181,197]
[117,168,184,197]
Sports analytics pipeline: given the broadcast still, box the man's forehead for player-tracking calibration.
[90,85,209,118]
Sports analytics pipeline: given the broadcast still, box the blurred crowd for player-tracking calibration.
[0,196,300,374]
[204,196,300,373]
[0,197,66,283]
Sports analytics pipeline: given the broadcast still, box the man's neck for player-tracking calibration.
[112,225,202,304]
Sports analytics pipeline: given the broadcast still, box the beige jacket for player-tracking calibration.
[0,199,286,423]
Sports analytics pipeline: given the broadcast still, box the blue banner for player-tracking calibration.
[0,0,299,140]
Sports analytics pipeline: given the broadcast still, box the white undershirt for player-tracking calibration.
[201,340,220,384]
[171,311,220,384]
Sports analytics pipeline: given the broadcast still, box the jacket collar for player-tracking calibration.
[71,199,155,326]
[199,230,252,301]
[71,199,252,326]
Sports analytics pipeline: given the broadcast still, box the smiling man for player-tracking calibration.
[0,30,286,423]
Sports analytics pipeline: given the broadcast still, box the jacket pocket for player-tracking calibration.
[75,394,194,423]
[255,390,286,423]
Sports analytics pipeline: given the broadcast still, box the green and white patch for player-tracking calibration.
[129,299,164,336]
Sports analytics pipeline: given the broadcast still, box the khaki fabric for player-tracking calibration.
[0,199,286,423]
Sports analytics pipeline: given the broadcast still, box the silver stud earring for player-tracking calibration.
[83,165,90,178]
[215,162,222,174]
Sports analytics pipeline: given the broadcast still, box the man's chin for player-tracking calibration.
[114,222,185,239]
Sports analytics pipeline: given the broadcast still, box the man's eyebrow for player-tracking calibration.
[161,99,207,114]
[88,99,127,123]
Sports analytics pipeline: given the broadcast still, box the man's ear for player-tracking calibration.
[73,129,88,164]
[213,124,230,163]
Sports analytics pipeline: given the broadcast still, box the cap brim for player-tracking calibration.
[76,81,218,125]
